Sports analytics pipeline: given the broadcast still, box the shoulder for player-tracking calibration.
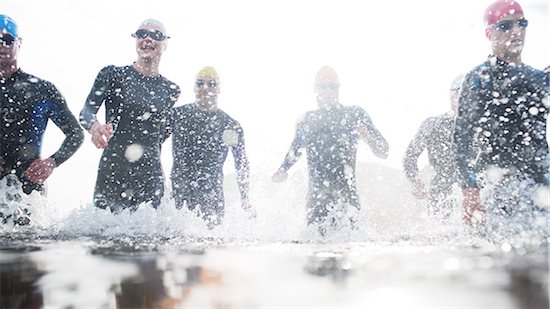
[520,64,547,87]
[420,115,439,128]
[98,65,124,75]
[171,103,193,115]
[344,105,371,121]
[17,71,61,94]
[219,109,241,128]
[299,110,317,125]
[94,65,128,82]
[464,62,491,89]
[159,75,181,99]
[346,105,367,115]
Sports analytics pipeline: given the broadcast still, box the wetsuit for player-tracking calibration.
[80,65,180,211]
[277,104,388,227]
[168,103,250,227]
[403,112,457,215]
[454,56,548,234]
[0,69,83,194]
[454,56,548,188]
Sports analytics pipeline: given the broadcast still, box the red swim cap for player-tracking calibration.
[484,0,524,26]
[315,66,339,85]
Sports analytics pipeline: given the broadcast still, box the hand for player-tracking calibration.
[241,200,257,219]
[90,122,113,149]
[462,188,486,226]
[26,157,57,184]
[272,168,288,183]
[356,125,368,140]
[412,180,427,199]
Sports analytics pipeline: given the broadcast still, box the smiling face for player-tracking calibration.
[134,22,167,63]
[195,77,220,111]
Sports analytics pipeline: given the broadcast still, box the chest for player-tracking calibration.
[173,111,230,147]
[0,82,44,125]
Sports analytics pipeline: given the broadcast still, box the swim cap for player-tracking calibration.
[138,18,168,37]
[484,0,524,26]
[0,15,18,38]
[315,66,339,85]
[196,66,220,83]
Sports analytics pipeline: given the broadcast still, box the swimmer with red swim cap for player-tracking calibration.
[454,1,549,236]
[272,66,389,236]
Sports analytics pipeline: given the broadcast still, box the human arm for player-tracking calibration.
[79,66,116,148]
[357,111,389,159]
[272,122,306,183]
[453,71,487,224]
[160,108,174,144]
[26,83,84,182]
[230,126,255,218]
[403,118,432,199]
[160,83,180,144]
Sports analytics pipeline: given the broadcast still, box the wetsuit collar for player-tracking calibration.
[0,68,22,82]
[488,54,523,68]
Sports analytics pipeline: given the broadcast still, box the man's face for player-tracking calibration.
[134,23,167,62]
[488,13,526,60]
[315,82,339,108]
[0,33,20,66]
[195,77,220,111]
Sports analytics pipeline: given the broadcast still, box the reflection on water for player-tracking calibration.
[0,164,548,307]
[0,236,548,308]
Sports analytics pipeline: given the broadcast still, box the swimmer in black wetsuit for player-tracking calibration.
[79,19,180,212]
[272,66,389,234]
[454,1,549,230]
[403,74,464,217]
[0,14,83,195]
[167,66,254,228]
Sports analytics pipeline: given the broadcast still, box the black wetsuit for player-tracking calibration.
[277,104,388,226]
[403,112,457,214]
[0,69,83,194]
[454,56,548,189]
[80,65,180,211]
[168,103,250,227]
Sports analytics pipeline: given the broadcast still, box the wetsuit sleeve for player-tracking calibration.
[453,71,482,189]
[45,84,84,166]
[231,125,250,202]
[403,118,431,183]
[279,120,307,171]
[79,66,115,131]
[161,108,174,143]
[358,110,389,159]
[160,84,181,143]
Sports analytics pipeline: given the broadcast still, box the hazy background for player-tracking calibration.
[3,0,549,212]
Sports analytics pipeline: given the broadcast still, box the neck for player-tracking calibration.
[133,59,160,77]
[196,99,218,112]
[494,52,522,66]
[0,61,18,78]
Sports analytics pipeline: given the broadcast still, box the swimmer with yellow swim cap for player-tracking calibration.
[168,66,255,228]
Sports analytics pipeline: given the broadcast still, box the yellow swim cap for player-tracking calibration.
[196,66,220,83]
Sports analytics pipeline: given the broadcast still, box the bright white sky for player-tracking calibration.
[3,0,549,210]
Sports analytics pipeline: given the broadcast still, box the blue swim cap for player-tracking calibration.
[0,15,19,38]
